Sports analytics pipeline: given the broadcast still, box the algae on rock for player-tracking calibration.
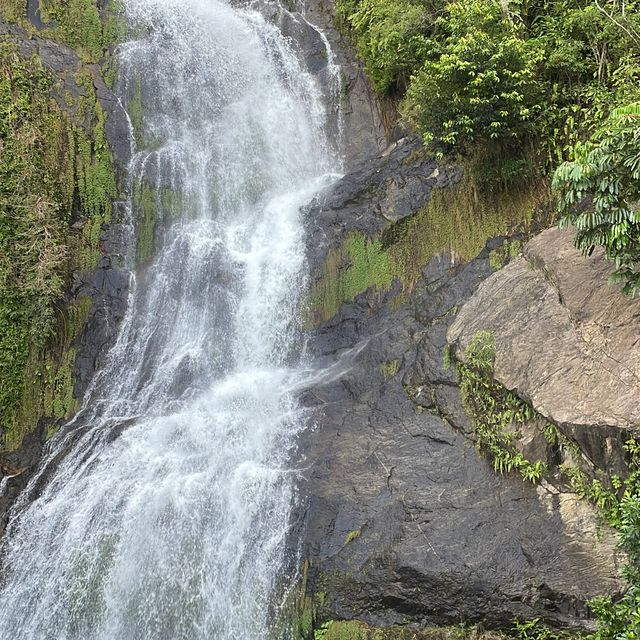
[308,171,546,325]
[0,34,118,452]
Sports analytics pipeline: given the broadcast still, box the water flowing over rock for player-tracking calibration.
[0,1,634,637]
[0,1,341,638]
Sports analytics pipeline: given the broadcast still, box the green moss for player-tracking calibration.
[443,345,452,371]
[309,234,393,324]
[39,0,106,63]
[315,621,369,640]
[0,0,28,25]
[0,43,72,449]
[134,181,156,264]
[43,348,77,420]
[308,172,545,325]
[127,70,144,147]
[102,2,127,49]
[489,239,522,271]
[75,69,117,222]
[287,561,318,640]
[0,42,116,452]
[315,621,506,640]
[133,182,185,265]
[344,529,362,545]
[1,1,126,64]
[380,360,400,379]
[384,174,540,287]
[160,187,185,217]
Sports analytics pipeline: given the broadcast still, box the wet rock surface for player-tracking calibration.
[304,136,461,274]
[303,0,389,167]
[72,229,132,399]
[298,150,624,631]
[0,21,131,525]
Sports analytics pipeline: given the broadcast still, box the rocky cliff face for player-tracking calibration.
[0,2,635,636]
[302,0,389,168]
[296,137,632,633]
[447,227,640,499]
[449,227,640,436]
[0,14,131,532]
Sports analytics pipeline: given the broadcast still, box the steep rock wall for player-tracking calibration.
[0,11,130,532]
[296,140,626,633]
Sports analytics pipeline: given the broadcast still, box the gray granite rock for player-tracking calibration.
[297,166,625,632]
[448,227,640,432]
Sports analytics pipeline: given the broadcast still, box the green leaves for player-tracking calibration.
[403,1,540,153]
[456,331,550,484]
[586,449,640,639]
[553,103,640,296]
[337,0,431,93]
[338,0,640,183]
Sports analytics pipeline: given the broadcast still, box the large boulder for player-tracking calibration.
[448,226,640,448]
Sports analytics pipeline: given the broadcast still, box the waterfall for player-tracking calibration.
[0,1,341,638]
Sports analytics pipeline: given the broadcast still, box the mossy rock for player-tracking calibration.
[307,171,547,326]
[0,37,118,452]
[314,621,507,640]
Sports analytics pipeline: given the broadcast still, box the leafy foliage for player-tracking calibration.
[0,39,117,450]
[343,0,431,93]
[337,0,640,168]
[586,439,640,640]
[0,43,72,439]
[553,103,640,296]
[402,0,540,154]
[456,331,549,483]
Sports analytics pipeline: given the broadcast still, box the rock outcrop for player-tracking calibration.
[297,144,626,632]
[448,227,640,432]
[0,19,131,532]
[303,0,389,167]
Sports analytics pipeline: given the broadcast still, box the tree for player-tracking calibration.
[553,103,640,296]
[402,0,540,155]
[338,0,432,94]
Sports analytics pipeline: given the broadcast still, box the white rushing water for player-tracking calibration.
[0,1,341,638]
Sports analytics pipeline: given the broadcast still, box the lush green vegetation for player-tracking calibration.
[0,42,73,448]
[0,1,125,63]
[489,238,521,270]
[587,439,640,639]
[337,0,640,172]
[304,613,576,640]
[554,103,640,296]
[313,621,506,640]
[456,331,550,482]
[308,171,541,323]
[0,33,117,450]
[337,0,640,287]
[0,1,123,451]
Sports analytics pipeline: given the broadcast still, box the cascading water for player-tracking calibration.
[0,1,341,638]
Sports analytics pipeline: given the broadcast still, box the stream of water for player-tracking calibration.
[0,1,341,637]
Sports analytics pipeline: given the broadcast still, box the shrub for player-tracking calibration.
[553,103,640,296]
[337,0,433,93]
[403,0,540,154]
